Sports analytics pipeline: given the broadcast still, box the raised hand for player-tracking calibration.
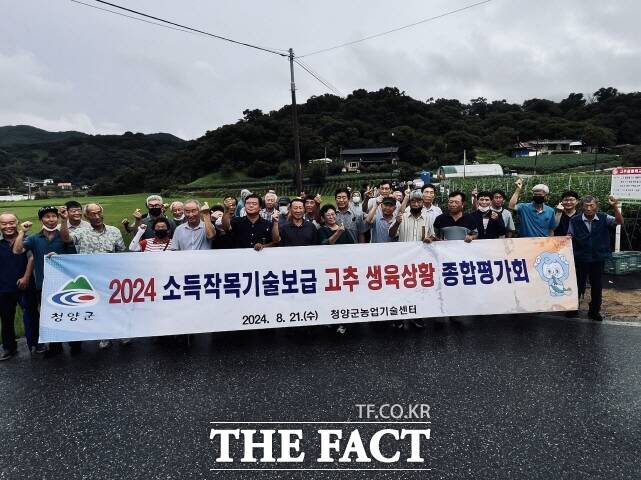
[514,178,524,190]
[20,221,33,233]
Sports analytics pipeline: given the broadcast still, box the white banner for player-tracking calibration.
[40,237,578,342]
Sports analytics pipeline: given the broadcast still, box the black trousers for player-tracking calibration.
[575,261,604,314]
[0,292,20,353]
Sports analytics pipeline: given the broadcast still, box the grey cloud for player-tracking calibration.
[1,0,640,138]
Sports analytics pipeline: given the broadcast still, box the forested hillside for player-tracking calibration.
[1,86,640,194]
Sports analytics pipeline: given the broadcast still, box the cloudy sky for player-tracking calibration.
[2,0,640,139]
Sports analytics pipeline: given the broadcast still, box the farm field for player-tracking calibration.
[475,151,619,174]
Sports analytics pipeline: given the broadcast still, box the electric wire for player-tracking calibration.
[294,59,344,97]
[82,0,289,56]
[297,0,492,58]
[71,0,195,36]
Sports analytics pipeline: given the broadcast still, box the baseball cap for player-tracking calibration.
[37,206,59,219]
[382,197,396,206]
[531,184,549,194]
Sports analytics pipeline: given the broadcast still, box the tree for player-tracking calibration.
[583,125,616,150]
[593,87,619,103]
[559,93,586,113]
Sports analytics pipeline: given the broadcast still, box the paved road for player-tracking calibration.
[1,314,640,479]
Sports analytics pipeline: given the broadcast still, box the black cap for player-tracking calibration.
[381,197,396,206]
[37,206,59,219]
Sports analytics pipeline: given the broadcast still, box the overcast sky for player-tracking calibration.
[2,0,640,139]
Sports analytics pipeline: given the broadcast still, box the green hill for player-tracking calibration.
[2,86,640,194]
[0,125,88,146]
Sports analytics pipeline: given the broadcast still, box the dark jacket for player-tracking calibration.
[570,212,612,262]
[470,210,506,239]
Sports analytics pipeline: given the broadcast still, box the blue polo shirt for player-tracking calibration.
[0,238,28,293]
[515,202,556,237]
[23,230,71,290]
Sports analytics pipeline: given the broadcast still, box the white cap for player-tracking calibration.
[531,184,549,194]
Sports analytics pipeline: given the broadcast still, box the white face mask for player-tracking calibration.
[42,224,59,232]
[352,195,362,205]
[478,206,490,212]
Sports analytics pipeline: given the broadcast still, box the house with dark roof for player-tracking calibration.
[511,139,583,157]
[339,147,399,172]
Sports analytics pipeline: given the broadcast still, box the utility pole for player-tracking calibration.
[289,48,303,194]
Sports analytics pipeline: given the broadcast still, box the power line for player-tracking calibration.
[85,0,288,57]
[297,0,493,58]
[294,59,344,97]
[71,0,195,36]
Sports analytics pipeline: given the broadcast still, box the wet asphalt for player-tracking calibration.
[0,314,640,480]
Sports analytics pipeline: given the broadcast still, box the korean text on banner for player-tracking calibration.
[40,237,578,342]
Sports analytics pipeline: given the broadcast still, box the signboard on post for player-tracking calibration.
[39,238,578,343]
[611,167,641,203]
[610,167,640,251]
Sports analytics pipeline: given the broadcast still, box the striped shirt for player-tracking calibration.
[139,238,175,252]
[392,212,435,242]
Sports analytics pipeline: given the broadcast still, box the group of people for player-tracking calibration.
[0,179,624,360]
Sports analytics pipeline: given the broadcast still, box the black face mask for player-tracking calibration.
[410,207,422,215]
[532,196,545,205]
[155,229,168,239]
[149,207,162,217]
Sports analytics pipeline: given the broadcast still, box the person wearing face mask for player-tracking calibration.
[129,217,176,252]
[389,191,436,242]
[13,207,75,356]
[470,191,506,240]
[508,179,556,238]
[170,201,187,226]
[131,195,176,240]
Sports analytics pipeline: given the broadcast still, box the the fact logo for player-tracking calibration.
[48,275,100,307]
[209,406,432,472]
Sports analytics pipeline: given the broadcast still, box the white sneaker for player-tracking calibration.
[98,340,112,349]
